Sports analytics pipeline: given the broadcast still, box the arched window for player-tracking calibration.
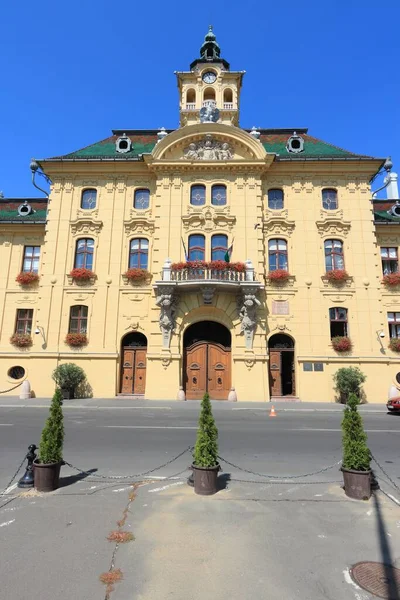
[203,87,216,103]
[322,189,338,210]
[211,184,227,206]
[188,234,205,261]
[186,89,196,108]
[268,239,288,271]
[211,234,228,261]
[74,239,94,270]
[223,88,233,108]
[268,189,284,210]
[81,189,97,210]
[129,238,149,269]
[69,305,88,334]
[134,189,150,210]
[329,307,348,337]
[324,239,344,271]
[190,185,206,206]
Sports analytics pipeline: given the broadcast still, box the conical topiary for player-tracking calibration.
[341,393,371,471]
[193,392,219,467]
[38,388,64,464]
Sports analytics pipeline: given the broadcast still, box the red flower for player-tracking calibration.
[70,268,96,281]
[268,269,290,282]
[325,269,349,282]
[389,338,400,353]
[16,272,39,285]
[382,272,400,287]
[171,262,187,271]
[65,333,88,347]
[332,336,352,352]
[171,260,246,272]
[10,333,32,348]
[124,268,149,282]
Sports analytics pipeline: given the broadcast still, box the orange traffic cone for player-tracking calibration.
[269,405,277,418]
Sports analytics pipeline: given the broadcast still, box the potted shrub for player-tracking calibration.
[382,272,400,287]
[333,366,366,404]
[69,268,96,282]
[123,268,149,283]
[65,333,88,347]
[34,388,64,492]
[52,363,86,400]
[332,336,352,353]
[389,338,400,353]
[16,272,39,285]
[10,333,33,348]
[341,393,371,500]
[267,269,290,283]
[325,269,349,283]
[191,392,220,495]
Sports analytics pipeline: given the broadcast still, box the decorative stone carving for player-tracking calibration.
[264,210,295,236]
[124,218,155,236]
[316,214,351,237]
[200,286,215,305]
[182,205,236,232]
[156,289,178,348]
[70,219,103,236]
[237,292,261,350]
[182,135,233,160]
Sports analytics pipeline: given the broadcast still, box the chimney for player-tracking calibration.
[386,171,399,200]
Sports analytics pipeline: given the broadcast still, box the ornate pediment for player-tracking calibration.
[264,209,295,236]
[182,135,233,161]
[316,212,351,237]
[124,218,155,236]
[70,218,103,236]
[182,206,236,232]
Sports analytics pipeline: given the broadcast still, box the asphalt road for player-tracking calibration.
[1,402,399,494]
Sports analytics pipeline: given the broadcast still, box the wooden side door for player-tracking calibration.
[208,343,231,400]
[185,343,207,400]
[121,349,134,394]
[133,349,147,395]
[269,350,282,396]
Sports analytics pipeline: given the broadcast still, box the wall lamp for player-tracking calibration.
[34,325,46,341]
[30,158,51,198]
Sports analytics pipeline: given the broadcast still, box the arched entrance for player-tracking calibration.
[120,332,147,395]
[268,334,295,397]
[184,321,231,400]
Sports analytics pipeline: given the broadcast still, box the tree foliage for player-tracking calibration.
[39,388,64,464]
[52,363,86,398]
[341,393,371,471]
[193,393,219,467]
[333,367,366,403]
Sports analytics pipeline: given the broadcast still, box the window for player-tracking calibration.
[69,305,88,334]
[188,234,205,261]
[211,185,227,206]
[381,247,398,275]
[388,312,400,338]
[190,185,206,206]
[75,239,94,270]
[211,234,228,260]
[268,189,284,210]
[134,189,150,210]
[329,307,348,337]
[129,238,149,269]
[268,239,288,271]
[15,309,33,335]
[186,89,196,107]
[203,87,216,102]
[324,239,344,271]
[81,189,97,210]
[322,189,338,210]
[22,246,40,273]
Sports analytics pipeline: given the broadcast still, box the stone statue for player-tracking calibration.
[183,135,233,161]
[156,292,177,348]
[238,293,261,349]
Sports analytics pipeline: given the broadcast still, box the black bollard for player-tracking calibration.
[18,444,37,489]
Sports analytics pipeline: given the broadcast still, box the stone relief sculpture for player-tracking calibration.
[183,135,233,160]
[238,293,261,349]
[156,292,177,348]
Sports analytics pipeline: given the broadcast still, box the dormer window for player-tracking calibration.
[389,202,400,218]
[116,133,132,154]
[18,202,34,217]
[286,132,304,154]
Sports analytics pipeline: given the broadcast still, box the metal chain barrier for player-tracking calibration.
[0,381,23,395]
[371,453,400,493]
[217,454,342,480]
[0,454,28,497]
[63,446,193,481]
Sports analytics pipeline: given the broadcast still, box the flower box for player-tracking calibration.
[267,269,290,283]
[332,336,352,352]
[10,333,33,348]
[69,268,96,282]
[389,338,400,353]
[16,272,39,285]
[324,269,349,283]
[65,333,88,347]
[123,268,149,283]
[171,260,246,272]
[382,272,400,287]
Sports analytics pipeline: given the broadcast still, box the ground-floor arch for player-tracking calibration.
[183,321,231,400]
[120,332,147,395]
[268,334,295,398]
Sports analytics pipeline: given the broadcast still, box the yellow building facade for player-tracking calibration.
[1,27,400,402]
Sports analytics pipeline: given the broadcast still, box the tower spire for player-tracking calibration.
[190,26,230,71]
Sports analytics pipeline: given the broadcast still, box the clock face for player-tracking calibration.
[202,71,216,84]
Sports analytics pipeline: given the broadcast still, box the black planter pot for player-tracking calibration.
[34,460,62,492]
[342,467,371,500]
[191,463,220,496]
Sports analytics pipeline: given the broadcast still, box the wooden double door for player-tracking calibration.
[120,347,147,395]
[184,341,231,400]
[269,349,295,397]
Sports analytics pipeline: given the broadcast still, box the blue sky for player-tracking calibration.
[1,0,399,197]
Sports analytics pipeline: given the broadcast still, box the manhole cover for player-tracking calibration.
[350,562,400,599]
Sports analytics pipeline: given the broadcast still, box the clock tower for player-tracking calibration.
[176,26,245,127]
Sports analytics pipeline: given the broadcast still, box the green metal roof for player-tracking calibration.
[0,199,47,223]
